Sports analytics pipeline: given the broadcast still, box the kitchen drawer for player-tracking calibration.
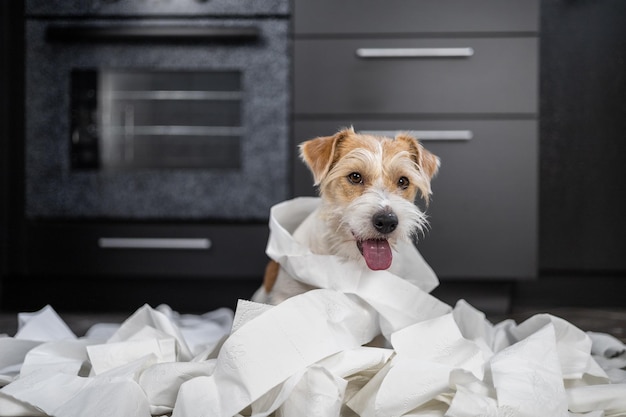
[25,222,270,279]
[295,37,538,115]
[293,119,537,279]
[294,0,539,35]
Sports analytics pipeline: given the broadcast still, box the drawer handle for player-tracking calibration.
[356,47,474,59]
[98,237,212,250]
[361,130,473,141]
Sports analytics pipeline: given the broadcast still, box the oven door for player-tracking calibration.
[25,19,289,220]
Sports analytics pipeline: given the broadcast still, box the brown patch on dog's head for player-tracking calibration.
[394,133,440,180]
[393,133,440,203]
[299,127,355,186]
[300,128,439,204]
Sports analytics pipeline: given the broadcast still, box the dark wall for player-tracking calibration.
[511,0,626,308]
[0,3,6,284]
[540,0,626,274]
[0,2,24,294]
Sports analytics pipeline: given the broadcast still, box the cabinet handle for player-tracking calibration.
[98,237,211,250]
[361,130,473,141]
[356,47,474,58]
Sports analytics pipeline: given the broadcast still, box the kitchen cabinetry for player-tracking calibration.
[293,0,540,280]
[1,0,290,312]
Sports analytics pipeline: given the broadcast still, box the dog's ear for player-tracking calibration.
[396,133,440,180]
[417,143,440,180]
[299,128,354,185]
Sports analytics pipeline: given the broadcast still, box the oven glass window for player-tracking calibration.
[71,70,242,170]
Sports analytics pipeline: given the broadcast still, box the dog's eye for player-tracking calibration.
[398,176,410,189]
[347,172,363,185]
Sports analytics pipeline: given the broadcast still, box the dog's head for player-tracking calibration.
[300,127,439,270]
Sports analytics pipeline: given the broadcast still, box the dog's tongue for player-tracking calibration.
[361,239,392,270]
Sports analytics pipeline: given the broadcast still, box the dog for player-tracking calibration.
[253,127,439,305]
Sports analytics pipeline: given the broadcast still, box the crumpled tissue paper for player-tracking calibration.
[1,197,625,417]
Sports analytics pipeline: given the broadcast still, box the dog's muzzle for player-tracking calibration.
[355,209,398,271]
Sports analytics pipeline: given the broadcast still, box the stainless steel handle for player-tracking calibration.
[361,130,473,141]
[356,47,474,59]
[98,237,212,250]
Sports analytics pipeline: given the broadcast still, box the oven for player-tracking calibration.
[25,1,289,220]
[11,0,290,311]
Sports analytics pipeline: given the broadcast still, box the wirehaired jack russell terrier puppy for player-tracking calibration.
[253,128,440,305]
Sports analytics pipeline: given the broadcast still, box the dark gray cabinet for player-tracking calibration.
[293,0,540,280]
[24,222,269,278]
[295,37,538,115]
[294,0,539,35]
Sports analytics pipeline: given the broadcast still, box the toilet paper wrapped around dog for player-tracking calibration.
[2,197,626,417]
[264,197,450,338]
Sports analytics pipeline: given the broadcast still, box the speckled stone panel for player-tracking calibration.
[25,18,289,220]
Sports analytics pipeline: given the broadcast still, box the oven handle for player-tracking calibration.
[46,24,260,42]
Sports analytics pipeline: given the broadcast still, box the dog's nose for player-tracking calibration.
[372,211,398,234]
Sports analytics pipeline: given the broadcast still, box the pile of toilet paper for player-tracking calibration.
[1,197,625,417]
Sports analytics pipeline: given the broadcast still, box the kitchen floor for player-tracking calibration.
[492,307,626,342]
[2,307,625,342]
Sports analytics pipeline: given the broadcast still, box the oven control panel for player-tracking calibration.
[26,0,289,17]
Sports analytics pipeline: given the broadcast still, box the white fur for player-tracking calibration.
[253,200,425,305]
[252,131,435,305]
